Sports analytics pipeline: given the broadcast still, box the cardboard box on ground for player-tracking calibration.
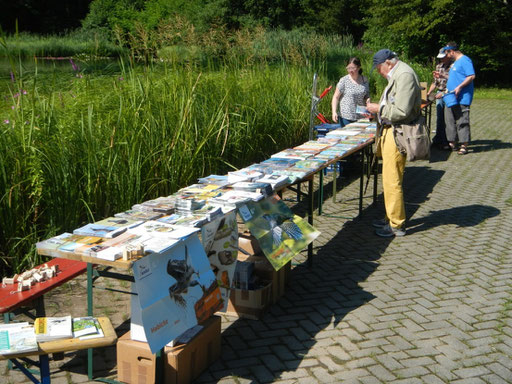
[224,232,292,320]
[117,315,221,384]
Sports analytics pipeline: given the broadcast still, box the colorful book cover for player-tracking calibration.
[72,317,98,338]
[94,216,143,230]
[73,223,125,238]
[128,220,199,239]
[201,211,238,312]
[238,196,320,270]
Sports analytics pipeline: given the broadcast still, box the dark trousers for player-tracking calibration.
[432,98,448,145]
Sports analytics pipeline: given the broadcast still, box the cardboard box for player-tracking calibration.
[238,253,291,304]
[238,233,261,255]
[117,331,158,384]
[225,281,272,320]
[117,315,221,384]
[165,315,221,384]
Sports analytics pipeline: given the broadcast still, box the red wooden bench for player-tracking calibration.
[0,258,87,319]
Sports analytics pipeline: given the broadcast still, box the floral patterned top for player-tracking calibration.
[433,62,450,91]
[336,75,370,121]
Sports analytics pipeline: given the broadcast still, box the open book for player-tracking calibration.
[0,322,38,355]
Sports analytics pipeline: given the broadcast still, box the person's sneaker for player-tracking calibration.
[375,223,406,237]
[372,218,388,228]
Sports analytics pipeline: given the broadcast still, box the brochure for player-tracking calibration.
[0,322,38,355]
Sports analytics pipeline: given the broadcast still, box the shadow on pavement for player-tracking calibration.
[470,139,512,153]
[406,204,501,235]
[429,146,452,163]
[208,166,445,383]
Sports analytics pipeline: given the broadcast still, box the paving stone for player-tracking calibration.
[7,99,512,384]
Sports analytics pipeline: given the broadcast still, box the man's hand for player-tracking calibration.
[366,102,380,115]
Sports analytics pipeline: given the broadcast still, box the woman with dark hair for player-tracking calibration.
[331,57,370,127]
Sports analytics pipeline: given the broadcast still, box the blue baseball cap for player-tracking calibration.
[372,49,397,70]
[442,44,458,52]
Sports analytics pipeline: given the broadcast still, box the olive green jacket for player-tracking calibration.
[379,61,421,124]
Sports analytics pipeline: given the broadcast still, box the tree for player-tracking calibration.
[0,0,92,33]
[362,0,512,85]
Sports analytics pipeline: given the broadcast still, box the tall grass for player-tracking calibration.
[0,57,312,275]
[0,28,437,276]
[0,31,126,58]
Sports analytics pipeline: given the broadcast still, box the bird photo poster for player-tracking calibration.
[201,210,238,311]
[132,233,223,353]
[238,195,320,270]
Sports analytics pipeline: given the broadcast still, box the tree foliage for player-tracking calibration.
[362,0,512,84]
[1,0,510,84]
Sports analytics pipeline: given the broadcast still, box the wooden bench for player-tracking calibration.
[0,317,117,384]
[0,258,88,321]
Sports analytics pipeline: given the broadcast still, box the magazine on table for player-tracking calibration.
[231,181,273,196]
[36,232,74,253]
[114,209,164,221]
[0,322,38,355]
[94,216,144,231]
[128,220,199,239]
[34,315,73,342]
[73,223,126,238]
[255,174,290,190]
[72,317,104,339]
[56,234,105,254]
[197,174,231,187]
[227,169,264,183]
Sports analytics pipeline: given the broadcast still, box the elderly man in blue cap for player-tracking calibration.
[366,49,422,237]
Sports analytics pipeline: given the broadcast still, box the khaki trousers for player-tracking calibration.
[379,127,406,228]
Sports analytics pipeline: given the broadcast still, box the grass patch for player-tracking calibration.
[474,88,512,100]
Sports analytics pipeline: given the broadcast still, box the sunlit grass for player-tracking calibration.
[474,88,512,100]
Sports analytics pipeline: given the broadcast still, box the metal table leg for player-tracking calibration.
[308,177,314,268]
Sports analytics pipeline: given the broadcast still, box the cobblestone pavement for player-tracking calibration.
[2,98,512,383]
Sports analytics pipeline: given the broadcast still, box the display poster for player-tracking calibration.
[238,196,320,270]
[202,211,238,311]
[132,233,223,353]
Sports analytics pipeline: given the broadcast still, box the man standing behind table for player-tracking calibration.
[366,49,422,237]
[442,42,475,155]
[427,48,452,150]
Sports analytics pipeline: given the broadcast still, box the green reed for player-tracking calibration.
[0,56,314,274]
[0,28,436,275]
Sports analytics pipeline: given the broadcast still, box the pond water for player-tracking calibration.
[0,57,123,81]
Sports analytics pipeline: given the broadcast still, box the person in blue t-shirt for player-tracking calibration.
[442,42,476,155]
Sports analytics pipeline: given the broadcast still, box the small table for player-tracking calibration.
[0,317,117,384]
[0,258,88,321]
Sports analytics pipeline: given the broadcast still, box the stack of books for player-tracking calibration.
[197,174,231,187]
[132,196,176,214]
[114,209,163,221]
[227,169,264,183]
[231,181,273,197]
[255,174,290,190]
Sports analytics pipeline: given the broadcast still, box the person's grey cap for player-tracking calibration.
[372,49,397,70]
[436,48,446,58]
